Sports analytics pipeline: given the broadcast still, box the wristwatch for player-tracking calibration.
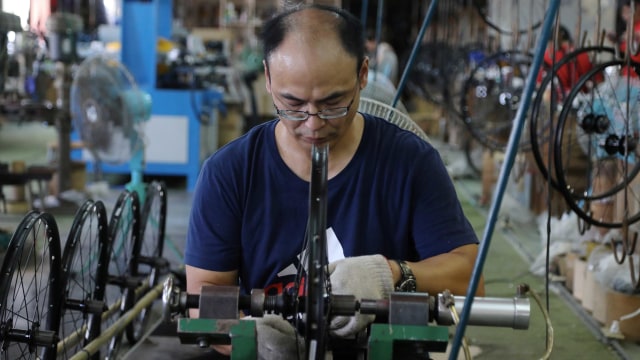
[394,260,417,292]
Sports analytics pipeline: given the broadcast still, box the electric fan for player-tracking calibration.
[358,97,429,143]
[70,54,152,196]
[362,73,409,114]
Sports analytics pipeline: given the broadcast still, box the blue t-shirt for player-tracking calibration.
[185,114,478,295]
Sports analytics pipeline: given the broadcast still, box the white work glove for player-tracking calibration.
[327,254,394,337]
[244,314,305,360]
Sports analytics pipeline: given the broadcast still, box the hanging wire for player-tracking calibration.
[511,0,521,50]
[471,0,542,36]
[523,284,555,359]
[442,290,472,360]
[544,13,562,353]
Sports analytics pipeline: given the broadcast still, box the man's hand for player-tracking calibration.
[244,314,305,360]
[327,254,394,337]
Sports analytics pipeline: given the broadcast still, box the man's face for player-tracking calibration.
[622,5,632,23]
[365,39,376,53]
[265,32,368,151]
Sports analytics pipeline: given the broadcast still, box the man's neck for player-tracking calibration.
[275,114,364,181]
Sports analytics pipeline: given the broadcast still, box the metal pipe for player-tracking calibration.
[449,1,562,359]
[436,295,530,329]
[67,282,163,360]
[372,0,384,76]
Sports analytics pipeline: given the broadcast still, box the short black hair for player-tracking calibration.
[261,4,365,73]
[556,25,572,44]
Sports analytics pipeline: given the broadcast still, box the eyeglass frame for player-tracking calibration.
[272,83,358,121]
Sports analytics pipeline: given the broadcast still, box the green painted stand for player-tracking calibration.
[368,323,449,360]
[177,318,257,359]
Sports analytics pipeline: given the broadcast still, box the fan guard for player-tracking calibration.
[358,97,429,143]
[71,55,151,165]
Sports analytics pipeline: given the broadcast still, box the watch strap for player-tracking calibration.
[394,260,417,292]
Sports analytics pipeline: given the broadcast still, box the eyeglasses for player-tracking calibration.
[273,89,357,121]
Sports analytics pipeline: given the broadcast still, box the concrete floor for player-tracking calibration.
[1,120,640,359]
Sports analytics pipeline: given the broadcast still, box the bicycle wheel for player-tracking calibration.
[404,41,468,116]
[58,200,110,360]
[529,46,615,191]
[554,59,640,228]
[461,50,533,152]
[125,181,168,344]
[103,190,140,359]
[0,211,62,360]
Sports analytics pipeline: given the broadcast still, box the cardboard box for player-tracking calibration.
[574,257,611,324]
[592,280,610,325]
[605,290,640,341]
[573,257,588,303]
[583,267,597,312]
[560,252,578,292]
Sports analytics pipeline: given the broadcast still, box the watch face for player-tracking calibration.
[406,280,417,292]
[395,260,417,292]
[398,279,417,292]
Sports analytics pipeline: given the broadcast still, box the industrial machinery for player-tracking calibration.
[0,11,22,112]
[162,277,531,359]
[45,12,84,197]
[75,0,224,191]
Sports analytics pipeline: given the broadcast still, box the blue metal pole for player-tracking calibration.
[448,1,561,359]
[361,0,369,36]
[372,0,384,76]
[392,0,438,109]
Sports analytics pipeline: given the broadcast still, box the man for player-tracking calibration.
[185,4,483,358]
[364,29,399,86]
[536,25,595,96]
[616,0,640,74]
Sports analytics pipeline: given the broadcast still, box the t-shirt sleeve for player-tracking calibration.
[410,146,479,258]
[184,156,243,271]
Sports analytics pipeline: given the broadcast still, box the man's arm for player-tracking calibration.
[388,244,484,296]
[185,265,238,318]
[185,265,238,356]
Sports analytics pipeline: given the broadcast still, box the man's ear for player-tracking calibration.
[263,60,272,93]
[359,57,369,90]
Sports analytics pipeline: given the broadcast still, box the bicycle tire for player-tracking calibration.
[0,211,62,360]
[460,50,533,152]
[125,181,167,344]
[554,59,640,228]
[58,200,110,360]
[529,46,615,192]
[103,190,140,360]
